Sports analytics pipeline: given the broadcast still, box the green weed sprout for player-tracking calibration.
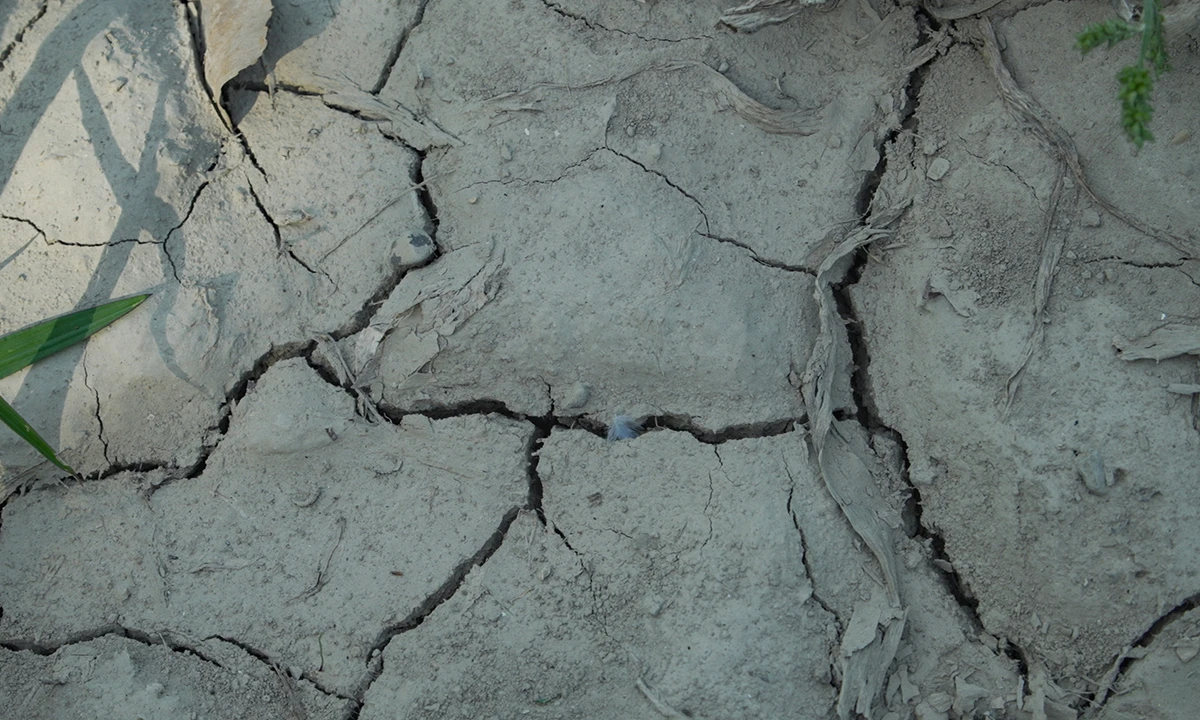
[0,294,150,474]
[1077,0,1170,148]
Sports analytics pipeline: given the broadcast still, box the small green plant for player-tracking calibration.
[0,294,150,474]
[1077,0,1170,148]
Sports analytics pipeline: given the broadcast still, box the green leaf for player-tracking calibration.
[0,293,151,476]
[0,294,150,380]
[1076,19,1141,54]
[0,394,74,474]
[1076,0,1171,148]
[1118,65,1156,148]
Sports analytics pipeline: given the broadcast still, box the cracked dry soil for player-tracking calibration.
[1,0,1199,718]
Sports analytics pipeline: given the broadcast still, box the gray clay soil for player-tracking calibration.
[1,0,1198,718]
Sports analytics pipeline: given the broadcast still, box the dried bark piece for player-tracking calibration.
[1114,324,1200,361]
[719,0,827,32]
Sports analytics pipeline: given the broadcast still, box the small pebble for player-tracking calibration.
[641,141,662,163]
[500,144,512,162]
[1065,250,1078,260]
[625,124,635,137]
[929,214,953,238]
[927,157,950,180]
[1072,286,1083,298]
[561,382,591,410]
[1081,208,1101,227]
[717,60,729,73]
[927,692,954,713]
[1077,449,1108,495]
[393,230,436,267]
[1103,268,1115,282]
[1081,271,1092,280]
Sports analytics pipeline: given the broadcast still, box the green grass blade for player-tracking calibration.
[0,394,75,474]
[1139,0,1169,75]
[0,294,150,380]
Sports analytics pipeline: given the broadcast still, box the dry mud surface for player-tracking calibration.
[1,0,1198,718]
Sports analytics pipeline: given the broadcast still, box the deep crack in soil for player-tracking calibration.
[371,0,433,94]
[828,3,1038,701]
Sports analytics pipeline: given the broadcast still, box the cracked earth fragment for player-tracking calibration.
[0,359,531,696]
[379,0,919,266]
[257,0,424,94]
[373,150,817,427]
[851,4,1200,702]
[8,0,1192,716]
[363,429,835,718]
[540,0,716,43]
[0,1,435,477]
[0,634,350,719]
[0,0,222,247]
